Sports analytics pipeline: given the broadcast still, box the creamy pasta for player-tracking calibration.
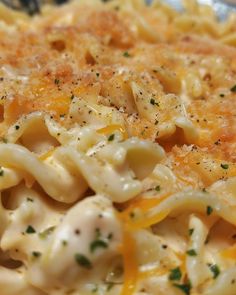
[0,0,236,294]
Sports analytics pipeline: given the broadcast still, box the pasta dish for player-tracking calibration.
[0,0,236,294]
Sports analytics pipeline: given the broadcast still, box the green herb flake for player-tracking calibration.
[27,197,34,202]
[155,185,161,192]
[108,134,115,141]
[15,125,20,130]
[230,84,236,93]
[1,137,7,143]
[107,233,113,240]
[150,98,159,106]
[150,98,155,105]
[26,225,36,234]
[0,168,4,176]
[32,251,41,258]
[95,228,101,239]
[90,239,108,253]
[106,282,114,291]
[186,249,197,256]
[62,240,68,246]
[173,283,191,295]
[188,228,194,236]
[221,163,229,169]
[123,51,131,58]
[219,93,225,97]
[96,72,100,77]
[74,253,92,269]
[39,226,55,239]
[206,206,213,216]
[208,264,220,279]
[92,284,98,293]
[169,267,182,281]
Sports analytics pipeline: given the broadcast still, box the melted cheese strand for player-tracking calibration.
[120,230,139,295]
[97,124,128,140]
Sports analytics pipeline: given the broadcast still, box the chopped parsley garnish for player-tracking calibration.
[26,225,36,234]
[74,253,92,269]
[150,98,155,105]
[15,125,20,130]
[108,134,115,141]
[150,98,159,106]
[155,185,161,192]
[188,228,194,236]
[39,226,55,239]
[106,282,114,291]
[0,168,4,176]
[32,251,41,258]
[219,93,225,97]
[173,283,191,295]
[123,51,131,57]
[186,249,197,256]
[230,84,236,93]
[208,264,220,279]
[1,137,7,143]
[206,206,213,216]
[90,239,108,253]
[169,267,182,281]
[27,197,33,202]
[95,228,101,239]
[221,163,229,169]
[92,284,98,293]
[62,240,68,246]
[107,233,113,240]
[54,78,60,85]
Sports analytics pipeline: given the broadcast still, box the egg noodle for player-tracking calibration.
[0,0,236,294]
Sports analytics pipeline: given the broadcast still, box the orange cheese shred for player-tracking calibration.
[119,193,170,230]
[127,210,170,231]
[97,124,128,140]
[220,245,236,260]
[119,194,171,295]
[175,251,186,275]
[120,230,139,295]
[138,267,167,280]
[38,148,55,161]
